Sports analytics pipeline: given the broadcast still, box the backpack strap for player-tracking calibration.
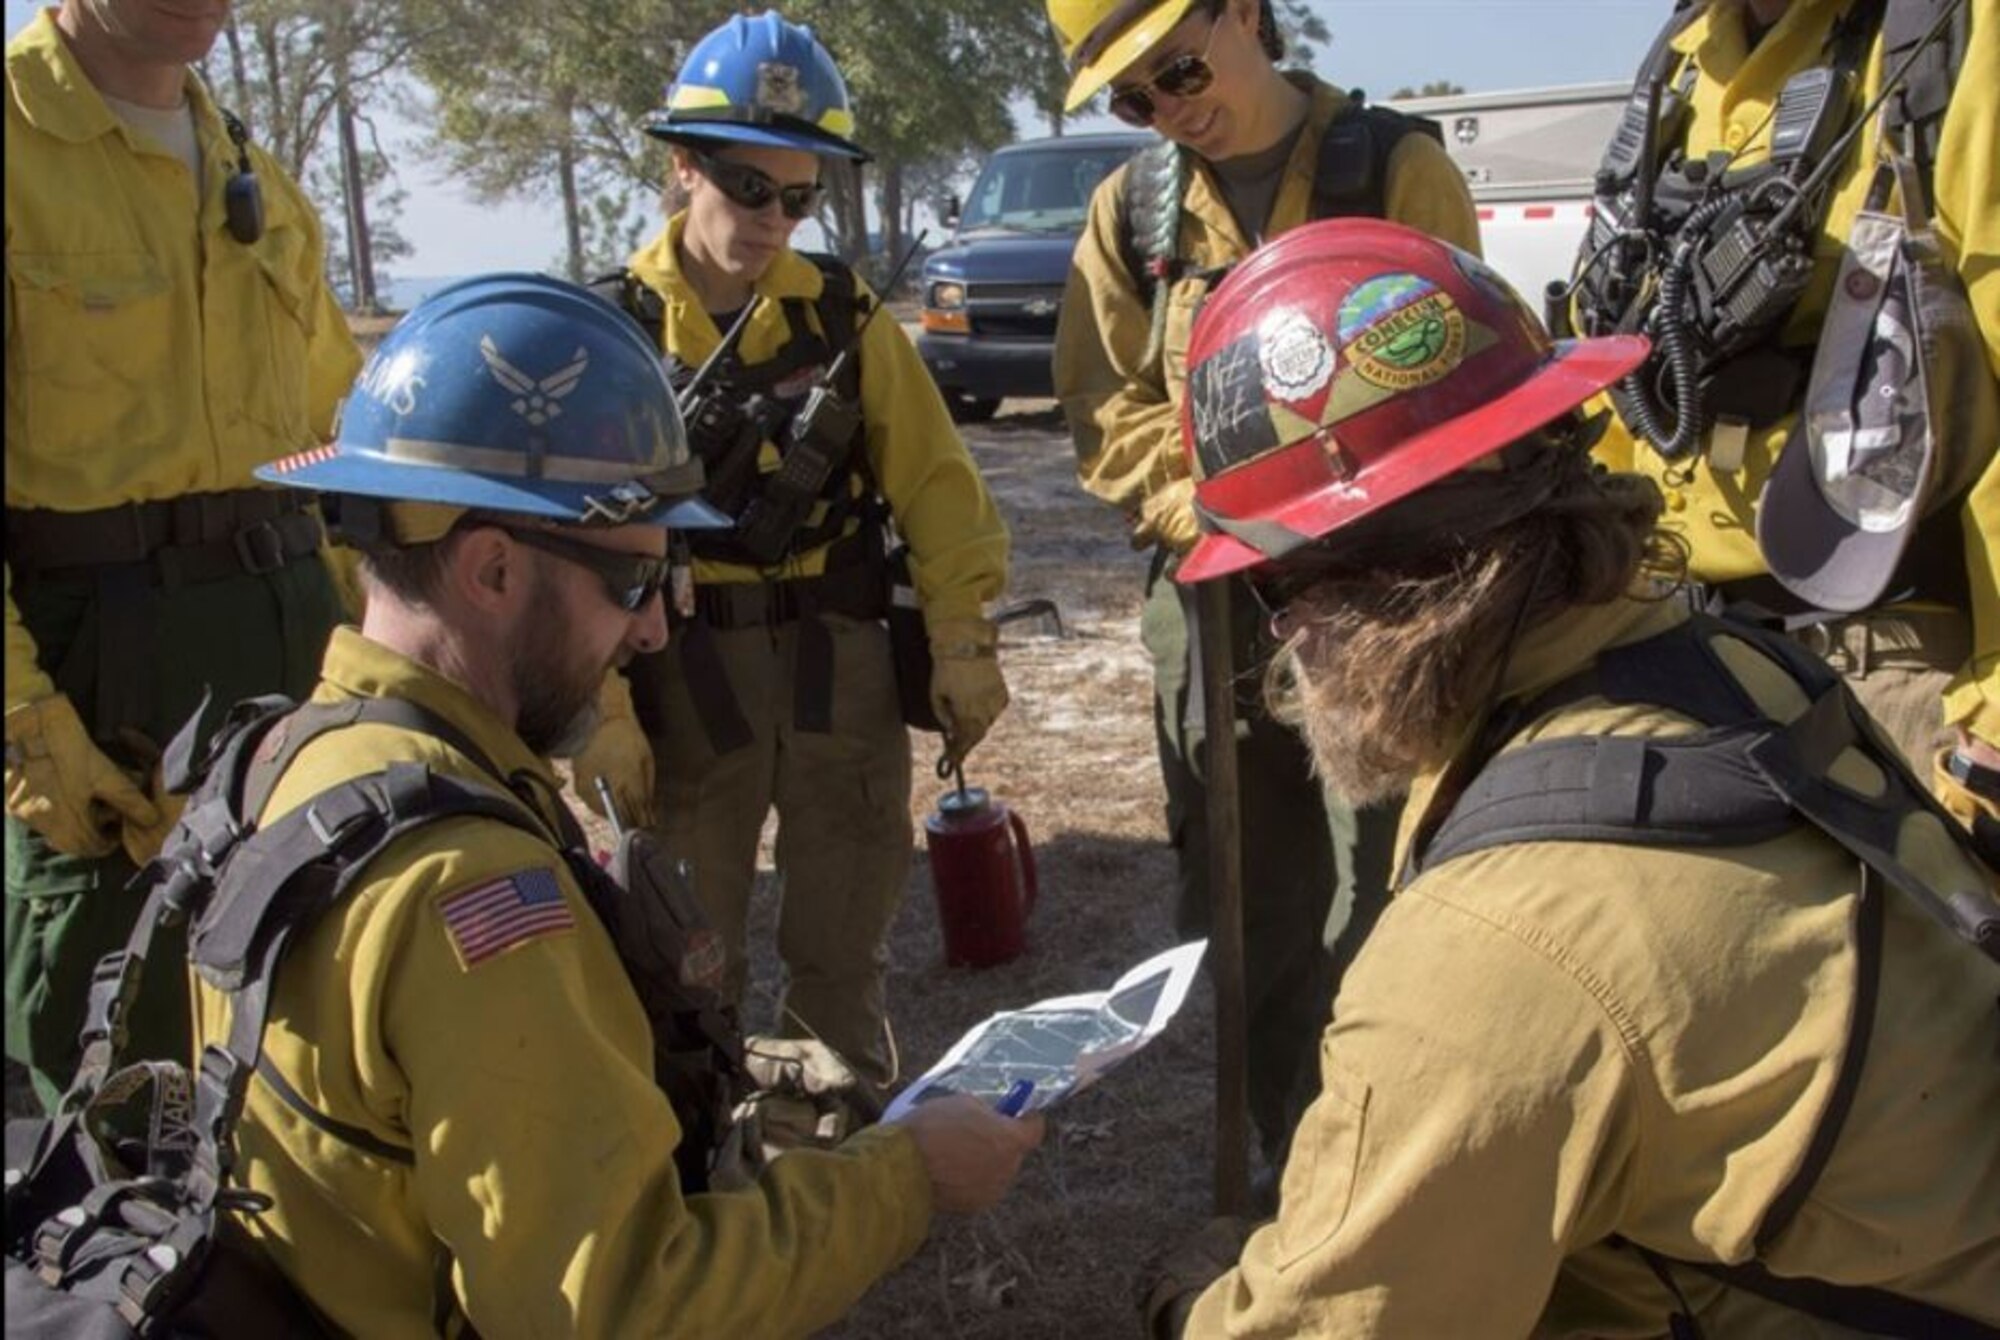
[587,268,665,343]
[1116,97,1442,362]
[1879,0,1968,216]
[798,250,868,392]
[1307,104,1443,221]
[1416,613,1997,960]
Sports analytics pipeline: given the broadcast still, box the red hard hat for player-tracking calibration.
[1175,219,1650,584]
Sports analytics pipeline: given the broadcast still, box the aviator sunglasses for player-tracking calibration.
[1106,14,1223,127]
[692,150,826,221]
[500,526,671,613]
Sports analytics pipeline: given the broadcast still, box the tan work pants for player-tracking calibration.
[1796,605,1968,776]
[645,612,911,1084]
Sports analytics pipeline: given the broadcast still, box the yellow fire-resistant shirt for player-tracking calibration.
[1586,0,2000,745]
[626,219,1009,628]
[191,628,934,1338]
[1054,74,1482,550]
[3,10,361,708]
[1187,596,2000,1337]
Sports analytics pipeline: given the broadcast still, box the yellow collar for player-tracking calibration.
[627,211,830,315]
[318,627,562,796]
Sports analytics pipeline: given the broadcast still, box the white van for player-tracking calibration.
[1384,82,1630,313]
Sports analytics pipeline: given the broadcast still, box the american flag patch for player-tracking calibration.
[437,868,575,969]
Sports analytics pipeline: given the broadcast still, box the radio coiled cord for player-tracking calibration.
[1613,194,1732,460]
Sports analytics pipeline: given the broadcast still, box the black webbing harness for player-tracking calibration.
[1404,612,1999,1338]
[591,257,893,755]
[1116,97,1443,361]
[1570,0,1970,461]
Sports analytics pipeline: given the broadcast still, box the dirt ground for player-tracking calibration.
[804,404,1217,1338]
[3,399,1230,1336]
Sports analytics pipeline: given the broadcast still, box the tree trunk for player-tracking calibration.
[223,20,251,122]
[336,87,376,313]
[328,7,374,312]
[557,89,584,282]
[253,21,296,176]
[879,162,904,267]
[829,161,868,265]
[1048,106,1064,136]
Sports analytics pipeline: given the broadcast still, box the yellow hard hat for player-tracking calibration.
[1048,0,1202,112]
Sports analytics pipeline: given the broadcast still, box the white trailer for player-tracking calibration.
[1384,81,1631,313]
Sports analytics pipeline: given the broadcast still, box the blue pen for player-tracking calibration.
[995,1079,1035,1118]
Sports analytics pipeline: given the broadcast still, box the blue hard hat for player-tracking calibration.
[646,11,869,161]
[259,273,729,531]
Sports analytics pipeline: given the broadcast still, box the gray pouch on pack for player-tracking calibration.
[1758,148,1999,613]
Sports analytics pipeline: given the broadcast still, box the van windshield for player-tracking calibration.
[960,147,1135,235]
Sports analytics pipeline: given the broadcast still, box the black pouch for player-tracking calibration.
[886,543,943,733]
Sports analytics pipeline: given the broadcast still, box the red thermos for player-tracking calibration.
[924,785,1038,968]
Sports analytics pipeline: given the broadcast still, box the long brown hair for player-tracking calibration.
[1263,432,1683,803]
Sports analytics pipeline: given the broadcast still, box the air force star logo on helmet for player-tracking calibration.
[480,337,589,427]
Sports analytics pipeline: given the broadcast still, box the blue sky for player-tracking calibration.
[7,1,1668,276]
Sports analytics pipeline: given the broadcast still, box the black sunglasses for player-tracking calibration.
[1107,16,1223,127]
[500,526,671,613]
[692,150,825,221]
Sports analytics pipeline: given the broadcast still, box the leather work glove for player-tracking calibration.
[121,762,187,869]
[4,694,159,859]
[738,1035,886,1157]
[1139,477,1202,554]
[928,617,1009,767]
[1139,1215,1255,1339]
[572,672,655,829]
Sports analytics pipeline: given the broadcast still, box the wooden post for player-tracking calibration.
[1196,577,1250,1216]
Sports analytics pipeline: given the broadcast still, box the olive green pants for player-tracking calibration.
[1143,551,1399,1169]
[5,557,339,1112]
[641,612,912,1086]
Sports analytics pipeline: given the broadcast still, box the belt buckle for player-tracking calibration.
[232,519,286,575]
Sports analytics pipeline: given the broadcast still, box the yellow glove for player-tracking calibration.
[572,673,655,829]
[121,763,187,869]
[4,695,159,859]
[929,618,1009,766]
[1139,477,1202,554]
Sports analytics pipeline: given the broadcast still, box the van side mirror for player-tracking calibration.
[939,194,961,228]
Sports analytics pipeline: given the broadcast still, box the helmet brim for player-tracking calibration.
[646,119,870,162]
[1177,335,1650,584]
[257,452,733,532]
[1063,0,1201,112]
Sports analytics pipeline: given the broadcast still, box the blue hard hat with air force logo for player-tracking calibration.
[258,273,728,531]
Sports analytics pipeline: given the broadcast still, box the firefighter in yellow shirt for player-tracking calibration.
[171,273,1044,1337]
[1048,0,1480,1179]
[572,12,1011,1087]
[1569,0,1999,860]
[4,1,360,1110]
[1159,218,1998,1340]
